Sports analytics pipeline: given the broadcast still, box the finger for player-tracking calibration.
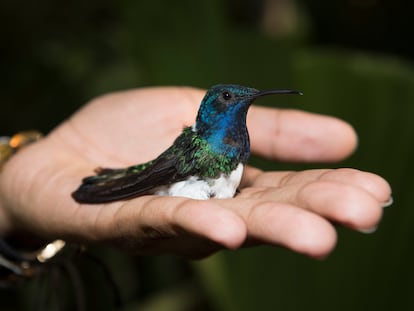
[298,180,383,231]
[219,199,337,259]
[316,168,392,205]
[240,170,389,231]
[243,168,392,205]
[247,107,358,162]
[88,196,247,254]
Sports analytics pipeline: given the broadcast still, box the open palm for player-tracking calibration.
[0,87,391,259]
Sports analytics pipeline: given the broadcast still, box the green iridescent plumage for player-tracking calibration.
[73,127,240,203]
[177,128,239,177]
[127,127,241,179]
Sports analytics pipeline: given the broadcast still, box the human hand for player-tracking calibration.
[0,87,391,259]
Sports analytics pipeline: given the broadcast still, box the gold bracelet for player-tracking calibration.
[0,130,67,286]
[0,130,43,169]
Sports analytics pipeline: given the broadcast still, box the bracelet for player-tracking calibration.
[0,130,43,168]
[0,131,67,286]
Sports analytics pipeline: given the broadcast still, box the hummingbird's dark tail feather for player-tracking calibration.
[72,174,151,204]
[72,157,182,204]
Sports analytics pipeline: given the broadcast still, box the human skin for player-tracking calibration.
[0,87,392,259]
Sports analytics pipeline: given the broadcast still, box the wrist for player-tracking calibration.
[0,131,43,236]
[0,131,67,286]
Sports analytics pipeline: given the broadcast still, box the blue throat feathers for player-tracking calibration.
[195,95,250,162]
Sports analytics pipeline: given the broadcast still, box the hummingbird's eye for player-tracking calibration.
[222,91,232,101]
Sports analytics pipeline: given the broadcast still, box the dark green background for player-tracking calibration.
[1,1,413,310]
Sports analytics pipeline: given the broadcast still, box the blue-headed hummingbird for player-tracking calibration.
[72,84,301,203]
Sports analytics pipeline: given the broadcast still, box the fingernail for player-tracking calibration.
[358,226,377,234]
[382,196,393,208]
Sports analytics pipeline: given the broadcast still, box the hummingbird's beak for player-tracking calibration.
[254,89,303,98]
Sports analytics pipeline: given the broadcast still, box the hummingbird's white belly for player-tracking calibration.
[155,163,244,200]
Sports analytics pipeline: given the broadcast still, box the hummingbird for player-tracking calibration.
[72,84,301,204]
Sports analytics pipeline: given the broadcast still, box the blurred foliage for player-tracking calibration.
[1,0,414,310]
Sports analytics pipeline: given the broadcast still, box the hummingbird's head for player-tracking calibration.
[195,84,301,135]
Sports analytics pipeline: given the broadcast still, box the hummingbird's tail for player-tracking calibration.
[72,156,180,204]
[72,162,154,204]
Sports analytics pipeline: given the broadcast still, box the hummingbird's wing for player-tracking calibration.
[72,128,199,204]
[72,152,191,204]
